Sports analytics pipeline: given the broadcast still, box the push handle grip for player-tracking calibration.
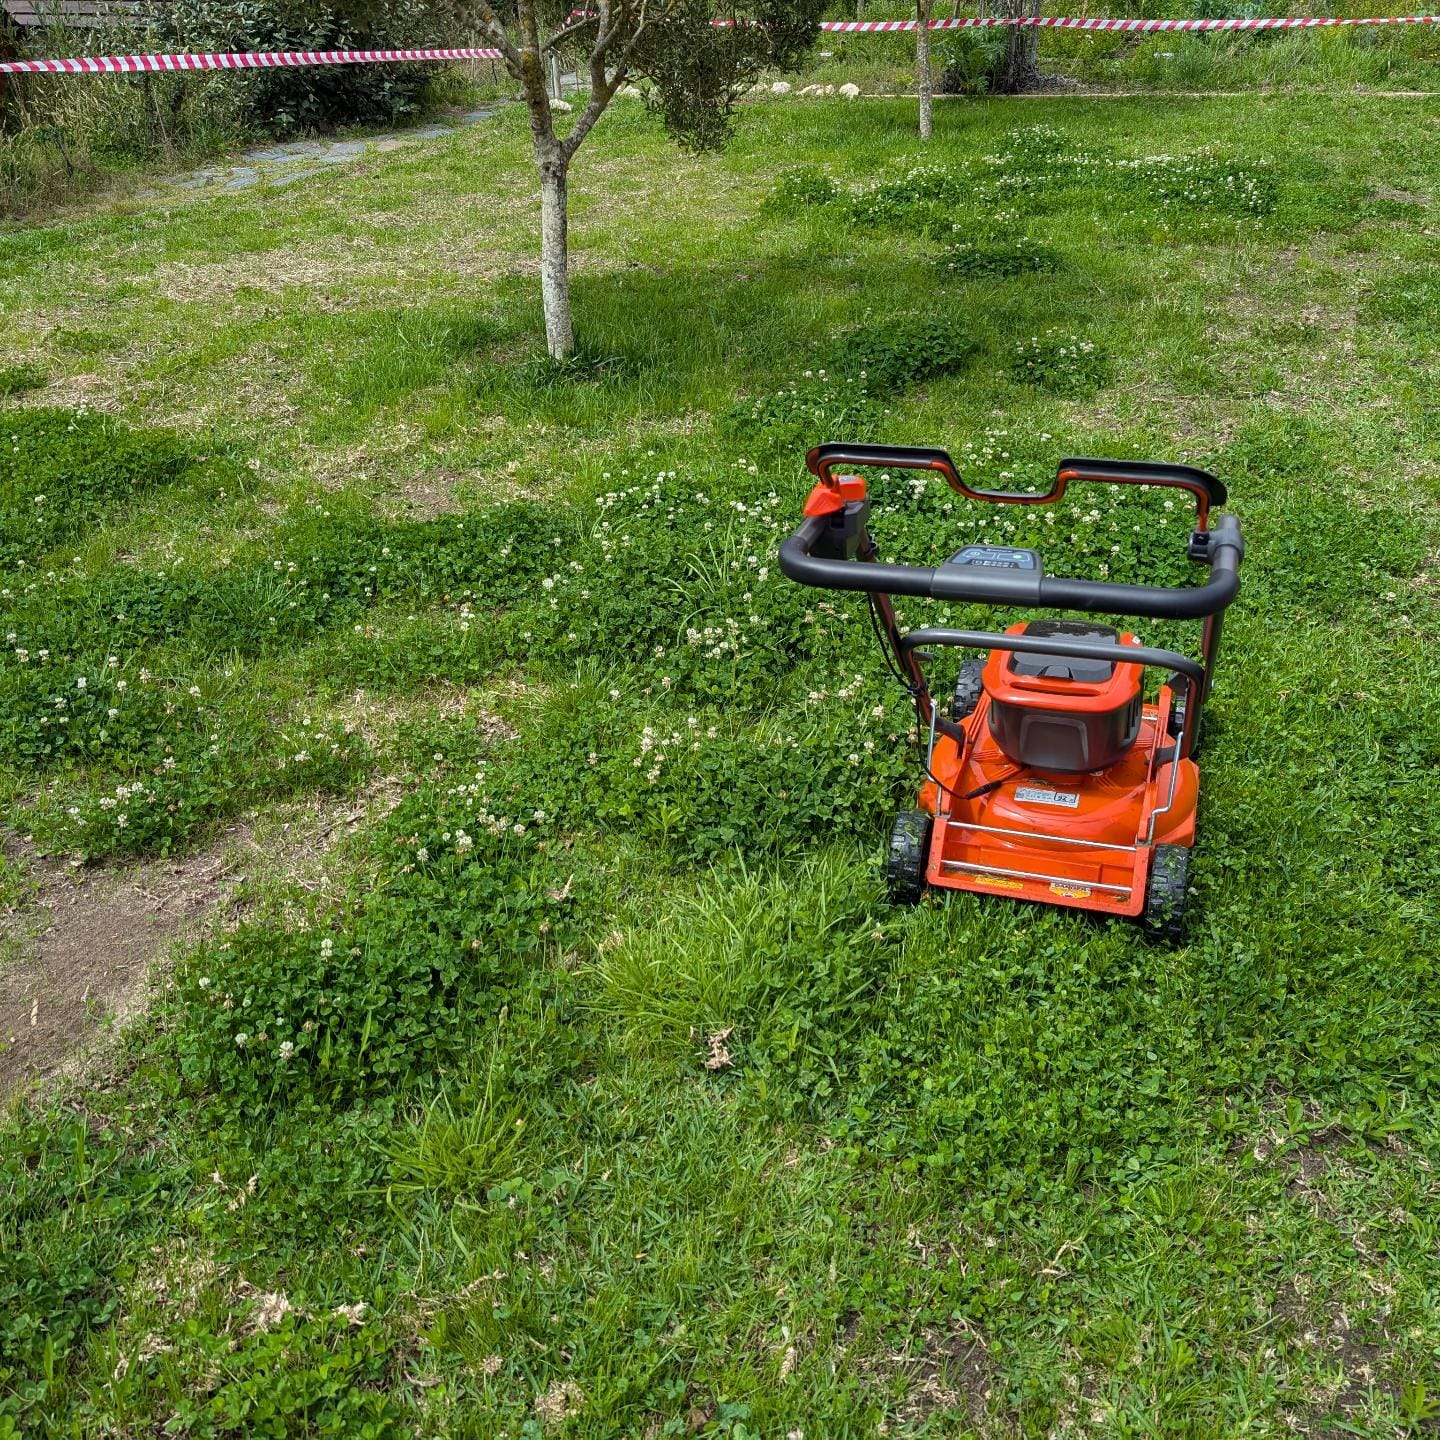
[778,514,1245,621]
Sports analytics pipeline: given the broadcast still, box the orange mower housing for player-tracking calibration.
[778,444,1244,940]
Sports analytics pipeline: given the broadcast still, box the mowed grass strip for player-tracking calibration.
[1,93,1438,1437]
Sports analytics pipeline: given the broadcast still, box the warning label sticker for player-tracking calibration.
[1015,785,1080,809]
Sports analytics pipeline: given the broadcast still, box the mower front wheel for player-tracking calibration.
[886,810,932,905]
[1142,844,1191,944]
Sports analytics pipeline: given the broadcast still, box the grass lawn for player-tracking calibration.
[2,88,1439,1437]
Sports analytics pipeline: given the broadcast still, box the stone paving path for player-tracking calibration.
[136,106,495,200]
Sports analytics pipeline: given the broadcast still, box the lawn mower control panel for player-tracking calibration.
[946,545,1044,574]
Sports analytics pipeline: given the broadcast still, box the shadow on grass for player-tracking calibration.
[293,248,1133,444]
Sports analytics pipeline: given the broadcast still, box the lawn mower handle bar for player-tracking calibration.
[898,629,1206,687]
[779,513,1243,621]
[806,445,1228,513]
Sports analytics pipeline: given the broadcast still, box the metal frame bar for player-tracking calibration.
[940,859,1134,895]
[1143,686,1188,844]
[945,819,1138,853]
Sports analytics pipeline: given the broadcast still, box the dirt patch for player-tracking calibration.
[1367,185,1429,206]
[228,776,407,921]
[1271,1274,1401,1426]
[0,830,246,1096]
[899,1321,998,1424]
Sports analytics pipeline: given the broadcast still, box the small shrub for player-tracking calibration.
[0,408,228,571]
[724,370,885,459]
[173,809,591,1115]
[846,164,967,228]
[1007,329,1113,395]
[833,313,977,394]
[164,0,455,135]
[936,235,1063,280]
[496,344,639,393]
[1133,150,1276,221]
[1189,0,1283,43]
[936,27,1008,95]
[0,363,45,399]
[764,166,839,213]
[162,1314,411,1438]
[0,1117,168,1432]
[1362,269,1439,333]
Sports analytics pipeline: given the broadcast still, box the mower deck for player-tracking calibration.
[920,693,1198,919]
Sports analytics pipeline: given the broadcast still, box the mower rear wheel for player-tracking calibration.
[951,659,986,722]
[886,810,932,905]
[1142,844,1191,944]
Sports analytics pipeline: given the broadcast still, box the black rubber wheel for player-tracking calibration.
[951,659,986,723]
[1164,672,1204,756]
[1142,844,1191,944]
[886,810,932,905]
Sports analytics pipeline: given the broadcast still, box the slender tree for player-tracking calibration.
[467,0,826,359]
[915,0,933,139]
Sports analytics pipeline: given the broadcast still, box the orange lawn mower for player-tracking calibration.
[779,444,1244,941]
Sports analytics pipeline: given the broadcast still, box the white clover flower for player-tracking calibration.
[235,1032,249,1048]
[278,1040,295,1062]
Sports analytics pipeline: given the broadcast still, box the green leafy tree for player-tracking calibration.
[469,0,826,358]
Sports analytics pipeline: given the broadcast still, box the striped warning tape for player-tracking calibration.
[0,45,503,76]
[815,11,1440,27]
[4,18,1438,76]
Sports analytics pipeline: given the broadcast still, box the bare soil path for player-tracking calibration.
[0,833,246,1095]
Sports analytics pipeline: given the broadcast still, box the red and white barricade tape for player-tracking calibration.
[0,45,502,76]
[818,11,1440,28]
[4,17,1438,76]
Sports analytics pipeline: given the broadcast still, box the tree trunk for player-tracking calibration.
[539,156,574,361]
[992,0,1041,94]
[916,0,934,140]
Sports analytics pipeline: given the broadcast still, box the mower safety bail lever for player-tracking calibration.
[805,444,1226,524]
[896,629,1207,687]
